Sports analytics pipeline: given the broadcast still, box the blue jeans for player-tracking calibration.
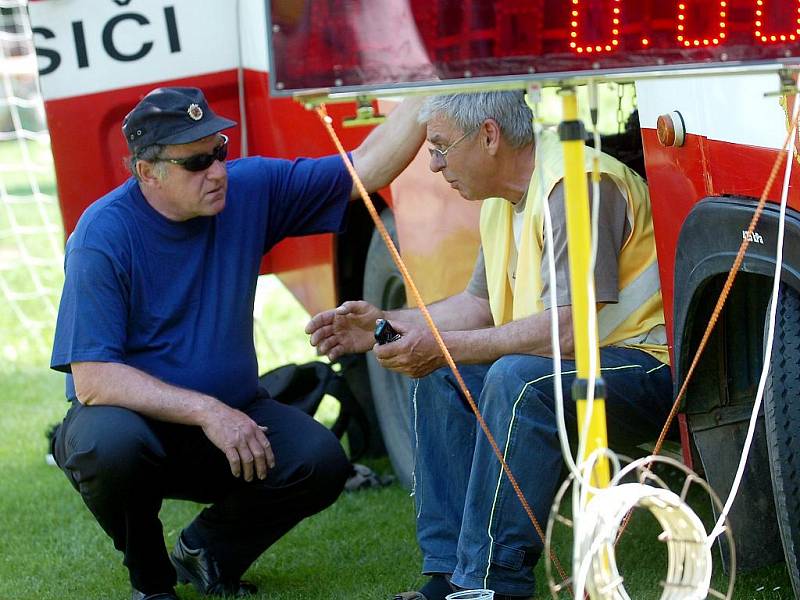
[411,347,673,596]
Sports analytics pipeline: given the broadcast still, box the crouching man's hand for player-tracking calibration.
[201,404,275,482]
[373,322,444,379]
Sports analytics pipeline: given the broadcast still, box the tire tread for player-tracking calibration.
[766,286,800,596]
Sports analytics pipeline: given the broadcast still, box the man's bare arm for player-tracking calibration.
[74,361,214,421]
[386,290,493,332]
[443,306,575,363]
[72,361,274,481]
[374,306,575,378]
[350,97,427,197]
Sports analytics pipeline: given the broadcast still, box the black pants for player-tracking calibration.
[53,394,351,594]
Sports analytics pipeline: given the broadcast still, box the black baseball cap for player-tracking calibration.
[122,87,237,154]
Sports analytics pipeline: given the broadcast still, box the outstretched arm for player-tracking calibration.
[305,290,493,361]
[350,97,427,197]
[374,306,575,378]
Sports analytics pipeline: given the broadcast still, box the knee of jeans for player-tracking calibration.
[414,366,453,397]
[490,542,541,571]
[483,355,555,395]
[482,356,527,399]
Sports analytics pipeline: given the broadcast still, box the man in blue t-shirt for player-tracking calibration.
[49,87,425,600]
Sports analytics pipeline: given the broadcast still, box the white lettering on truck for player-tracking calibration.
[28,0,241,101]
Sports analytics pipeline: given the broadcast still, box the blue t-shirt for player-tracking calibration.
[50,155,352,409]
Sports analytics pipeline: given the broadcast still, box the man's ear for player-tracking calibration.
[481,119,502,156]
[136,160,162,186]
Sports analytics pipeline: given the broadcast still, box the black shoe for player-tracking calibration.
[169,534,257,598]
[131,588,178,600]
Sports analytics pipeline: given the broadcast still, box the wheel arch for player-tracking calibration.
[673,195,800,573]
[673,196,800,386]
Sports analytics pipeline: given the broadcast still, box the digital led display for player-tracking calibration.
[268,0,800,94]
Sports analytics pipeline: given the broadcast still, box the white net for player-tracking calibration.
[0,0,63,364]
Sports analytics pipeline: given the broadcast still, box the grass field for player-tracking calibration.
[0,272,794,599]
[0,354,794,599]
[0,112,795,599]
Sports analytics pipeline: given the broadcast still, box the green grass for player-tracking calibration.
[0,381,421,600]
[0,360,793,599]
[0,137,63,365]
[0,136,56,197]
[0,345,793,599]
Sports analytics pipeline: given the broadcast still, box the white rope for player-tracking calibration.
[528,83,579,481]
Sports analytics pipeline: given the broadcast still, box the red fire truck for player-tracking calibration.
[30,0,800,594]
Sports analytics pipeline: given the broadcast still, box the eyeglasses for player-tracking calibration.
[153,134,229,172]
[428,127,477,165]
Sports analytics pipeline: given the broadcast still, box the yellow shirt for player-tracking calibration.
[479,129,669,364]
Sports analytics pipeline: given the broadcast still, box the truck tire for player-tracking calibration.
[765,284,800,597]
[363,209,413,489]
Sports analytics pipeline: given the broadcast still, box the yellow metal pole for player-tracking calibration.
[558,87,610,488]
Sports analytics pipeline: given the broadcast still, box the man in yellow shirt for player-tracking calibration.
[306,90,672,600]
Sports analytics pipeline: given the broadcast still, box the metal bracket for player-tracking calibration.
[343,96,386,128]
[764,67,800,97]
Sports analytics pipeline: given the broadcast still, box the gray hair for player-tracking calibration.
[418,90,533,148]
[127,143,167,181]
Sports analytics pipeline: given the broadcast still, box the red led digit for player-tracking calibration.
[569,0,622,54]
[754,0,800,43]
[677,1,728,48]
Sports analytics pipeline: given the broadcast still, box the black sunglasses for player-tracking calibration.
[153,134,229,172]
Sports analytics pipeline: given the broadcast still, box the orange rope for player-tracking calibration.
[616,108,800,544]
[314,105,571,588]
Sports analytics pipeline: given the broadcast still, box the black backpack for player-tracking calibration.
[258,361,371,462]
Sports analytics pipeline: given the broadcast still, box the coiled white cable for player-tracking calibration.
[579,482,711,600]
[548,453,735,600]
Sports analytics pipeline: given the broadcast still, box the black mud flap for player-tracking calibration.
[689,410,784,572]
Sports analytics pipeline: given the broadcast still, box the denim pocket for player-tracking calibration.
[489,541,526,571]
